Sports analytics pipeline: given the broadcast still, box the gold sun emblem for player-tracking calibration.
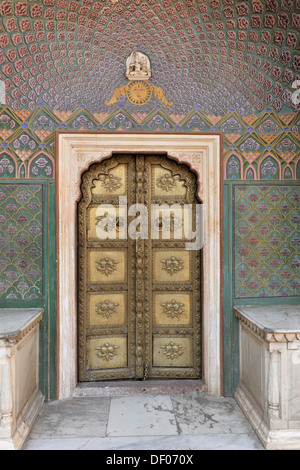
[126,81,152,106]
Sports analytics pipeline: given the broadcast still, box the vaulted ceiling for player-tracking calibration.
[0,0,299,115]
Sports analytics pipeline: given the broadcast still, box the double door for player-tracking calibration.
[78,154,201,381]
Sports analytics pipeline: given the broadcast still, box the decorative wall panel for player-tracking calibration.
[0,105,299,181]
[0,182,43,301]
[234,184,300,299]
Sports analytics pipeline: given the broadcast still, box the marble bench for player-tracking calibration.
[235,305,300,450]
[0,309,44,450]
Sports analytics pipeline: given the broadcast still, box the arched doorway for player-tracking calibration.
[56,132,222,399]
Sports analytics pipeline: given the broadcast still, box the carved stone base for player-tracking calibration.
[0,309,44,450]
[0,390,44,450]
[235,306,300,451]
[235,385,300,450]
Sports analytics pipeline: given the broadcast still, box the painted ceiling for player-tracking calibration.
[0,0,299,115]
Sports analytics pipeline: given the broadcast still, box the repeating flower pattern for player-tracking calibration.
[234,185,300,298]
[0,0,298,308]
[0,183,43,300]
[0,0,299,114]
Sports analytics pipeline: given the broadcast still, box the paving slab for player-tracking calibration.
[22,392,264,450]
[23,433,263,451]
[26,397,110,438]
[82,433,263,450]
[106,395,178,437]
[171,393,255,435]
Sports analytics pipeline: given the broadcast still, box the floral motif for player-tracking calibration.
[0,183,43,301]
[161,299,185,320]
[156,173,180,192]
[252,0,264,13]
[31,5,43,17]
[161,256,184,275]
[0,0,298,114]
[15,2,28,16]
[95,342,119,361]
[260,157,279,179]
[226,155,241,179]
[95,300,119,319]
[96,257,118,276]
[235,185,300,299]
[99,173,122,193]
[161,341,184,360]
[0,1,12,15]
[0,155,15,178]
[264,14,276,28]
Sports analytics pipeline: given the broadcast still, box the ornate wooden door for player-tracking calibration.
[78,154,201,382]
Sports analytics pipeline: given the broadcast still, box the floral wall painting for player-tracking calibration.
[0,0,299,398]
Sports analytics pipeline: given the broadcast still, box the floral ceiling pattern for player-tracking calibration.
[0,0,299,115]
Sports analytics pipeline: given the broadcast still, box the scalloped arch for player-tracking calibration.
[224,153,242,180]
[259,154,281,180]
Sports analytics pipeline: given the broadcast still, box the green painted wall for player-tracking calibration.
[0,179,56,399]
[223,180,300,395]
[1,106,299,398]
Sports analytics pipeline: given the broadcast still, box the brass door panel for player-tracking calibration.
[153,293,192,326]
[78,155,136,381]
[153,337,193,368]
[88,293,127,326]
[78,154,201,382]
[153,250,191,283]
[88,249,127,283]
[88,336,128,370]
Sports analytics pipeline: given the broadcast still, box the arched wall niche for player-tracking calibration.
[55,132,223,400]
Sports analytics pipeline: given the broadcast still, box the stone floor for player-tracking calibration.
[22,384,264,450]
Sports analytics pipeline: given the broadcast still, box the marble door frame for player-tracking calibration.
[55,132,223,400]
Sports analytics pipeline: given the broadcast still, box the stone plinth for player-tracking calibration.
[235,305,300,450]
[0,309,44,450]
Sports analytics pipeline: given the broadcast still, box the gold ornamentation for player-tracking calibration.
[95,257,118,276]
[95,211,115,232]
[161,256,184,275]
[126,51,151,81]
[151,85,173,106]
[95,300,119,319]
[78,154,200,381]
[95,342,119,361]
[126,81,152,106]
[104,85,128,106]
[105,82,173,107]
[106,50,171,106]
[161,299,185,320]
[99,173,122,192]
[156,173,180,192]
[161,342,184,360]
